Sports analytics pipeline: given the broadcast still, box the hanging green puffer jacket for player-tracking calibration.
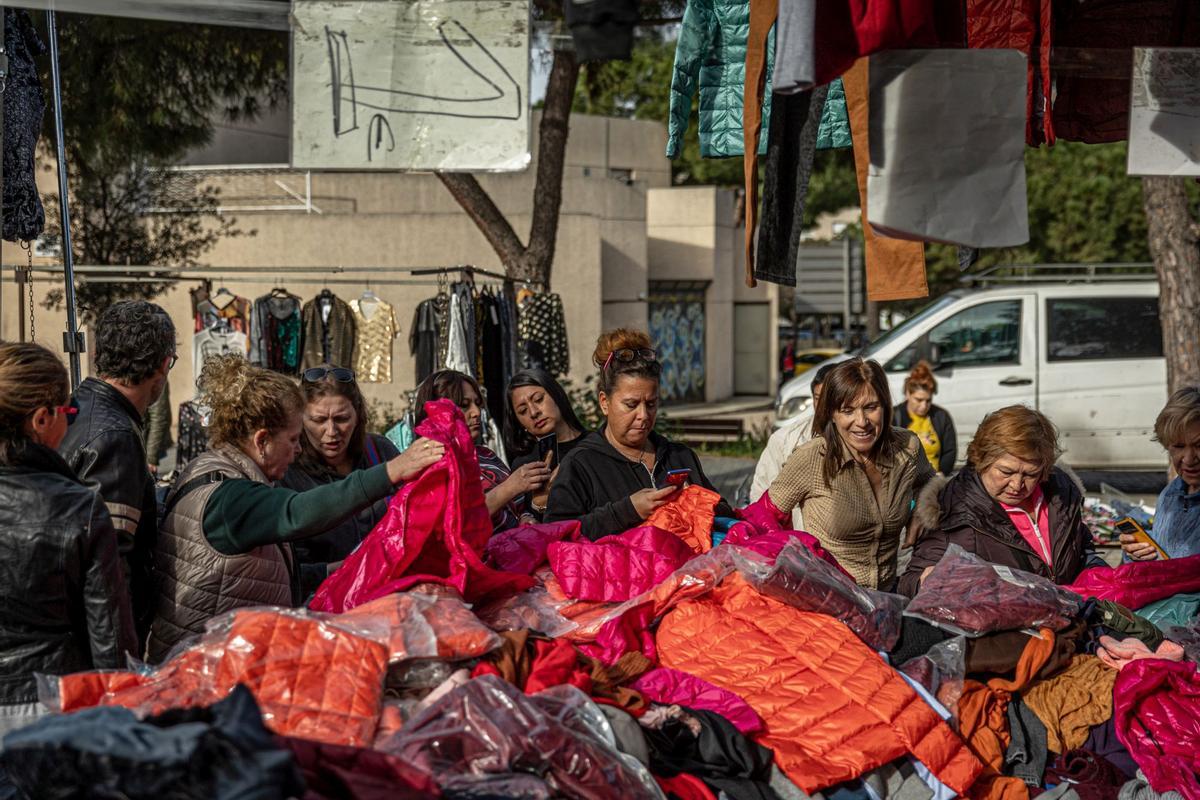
[666,0,853,159]
[666,0,774,159]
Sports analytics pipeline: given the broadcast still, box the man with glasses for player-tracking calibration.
[59,300,176,649]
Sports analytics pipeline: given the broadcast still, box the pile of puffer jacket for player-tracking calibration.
[3,404,1199,800]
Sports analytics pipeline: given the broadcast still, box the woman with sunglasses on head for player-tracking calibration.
[147,355,444,662]
[416,370,552,532]
[0,343,136,736]
[503,368,589,520]
[546,329,732,541]
[281,365,401,599]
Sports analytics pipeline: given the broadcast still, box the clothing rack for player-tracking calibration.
[4,263,516,287]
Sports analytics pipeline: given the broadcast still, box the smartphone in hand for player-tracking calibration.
[663,468,691,488]
[536,433,558,469]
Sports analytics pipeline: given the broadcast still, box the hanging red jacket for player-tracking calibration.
[310,400,533,613]
[966,0,1054,145]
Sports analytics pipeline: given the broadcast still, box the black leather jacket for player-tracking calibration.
[58,377,158,645]
[0,442,136,704]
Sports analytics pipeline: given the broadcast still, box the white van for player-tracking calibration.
[775,276,1166,470]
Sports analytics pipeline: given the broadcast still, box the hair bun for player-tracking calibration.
[592,328,653,369]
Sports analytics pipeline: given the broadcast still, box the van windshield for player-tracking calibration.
[858,293,962,357]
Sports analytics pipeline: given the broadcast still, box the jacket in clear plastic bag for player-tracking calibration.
[310,399,533,613]
[379,674,664,799]
[735,539,907,651]
[904,544,1082,636]
[43,607,390,747]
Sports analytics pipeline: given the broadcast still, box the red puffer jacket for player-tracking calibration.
[655,575,983,794]
[1113,659,1200,799]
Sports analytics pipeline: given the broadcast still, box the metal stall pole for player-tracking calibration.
[0,5,6,339]
[46,10,82,387]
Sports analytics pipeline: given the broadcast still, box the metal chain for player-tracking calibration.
[21,241,33,340]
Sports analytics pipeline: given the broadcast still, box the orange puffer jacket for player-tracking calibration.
[656,576,983,795]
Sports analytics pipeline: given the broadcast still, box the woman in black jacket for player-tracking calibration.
[546,329,731,540]
[0,343,136,737]
[892,361,957,475]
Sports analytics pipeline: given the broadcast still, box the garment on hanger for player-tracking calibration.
[410,299,443,385]
[479,290,509,425]
[501,281,521,378]
[250,291,303,375]
[2,9,46,242]
[445,291,474,376]
[193,327,250,385]
[192,286,251,335]
[453,282,478,373]
[302,291,356,370]
[350,297,398,383]
[519,292,570,377]
[175,401,210,472]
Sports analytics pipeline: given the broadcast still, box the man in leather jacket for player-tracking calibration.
[59,300,176,648]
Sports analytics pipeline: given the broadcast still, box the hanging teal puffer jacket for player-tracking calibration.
[666,0,774,159]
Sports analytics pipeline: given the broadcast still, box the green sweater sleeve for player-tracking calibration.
[202,464,393,556]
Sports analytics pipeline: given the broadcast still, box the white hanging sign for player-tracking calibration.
[291,0,531,172]
[1128,47,1200,177]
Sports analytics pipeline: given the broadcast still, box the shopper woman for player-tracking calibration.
[892,361,957,475]
[281,365,401,598]
[148,355,444,661]
[766,358,935,589]
[503,368,589,518]
[0,343,135,736]
[546,329,731,540]
[415,369,551,531]
[899,405,1105,596]
[1123,386,1200,561]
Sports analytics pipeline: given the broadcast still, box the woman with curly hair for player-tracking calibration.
[147,355,444,661]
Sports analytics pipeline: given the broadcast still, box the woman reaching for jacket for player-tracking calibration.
[415,369,550,532]
[503,368,589,520]
[765,358,935,590]
[897,405,1106,596]
[148,355,444,662]
[546,328,732,540]
[0,343,136,736]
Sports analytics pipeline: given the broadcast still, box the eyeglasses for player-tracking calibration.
[602,348,658,372]
[303,367,356,383]
[166,353,178,370]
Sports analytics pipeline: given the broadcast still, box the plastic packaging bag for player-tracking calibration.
[380,675,664,799]
[42,606,389,748]
[735,540,907,651]
[899,636,967,727]
[339,592,501,662]
[475,585,580,638]
[904,544,1082,636]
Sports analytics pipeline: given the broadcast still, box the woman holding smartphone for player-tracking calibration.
[545,329,732,540]
[503,369,590,519]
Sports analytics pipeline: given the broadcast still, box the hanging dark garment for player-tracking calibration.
[564,0,638,61]
[500,282,521,378]
[409,299,443,385]
[302,291,356,370]
[480,292,508,424]
[519,293,570,377]
[175,401,210,472]
[753,85,828,287]
[452,283,478,373]
[2,10,46,242]
[250,292,303,375]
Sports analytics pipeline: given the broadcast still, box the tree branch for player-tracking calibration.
[435,172,527,268]
[524,47,580,288]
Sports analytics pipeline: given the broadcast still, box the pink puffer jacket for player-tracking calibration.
[632,668,764,735]
[1113,658,1200,799]
[1065,554,1200,610]
[548,526,695,603]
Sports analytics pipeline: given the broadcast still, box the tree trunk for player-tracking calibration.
[436,47,579,290]
[1143,176,1200,394]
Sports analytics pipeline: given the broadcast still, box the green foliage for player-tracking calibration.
[40,15,288,320]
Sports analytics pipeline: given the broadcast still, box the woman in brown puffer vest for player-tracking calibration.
[147,355,445,662]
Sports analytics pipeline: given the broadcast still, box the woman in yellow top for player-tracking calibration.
[767,358,935,590]
[892,361,957,475]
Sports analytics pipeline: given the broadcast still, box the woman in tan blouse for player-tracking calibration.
[768,358,934,589]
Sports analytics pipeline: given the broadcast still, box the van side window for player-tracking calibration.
[1047,297,1163,361]
[886,300,1021,371]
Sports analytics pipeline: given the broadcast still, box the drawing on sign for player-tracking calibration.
[325,21,522,137]
[292,0,531,172]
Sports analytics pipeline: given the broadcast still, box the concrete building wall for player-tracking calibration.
[4,114,779,437]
